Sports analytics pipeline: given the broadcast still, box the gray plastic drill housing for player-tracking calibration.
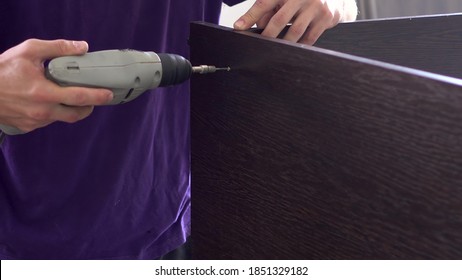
[47,49,163,105]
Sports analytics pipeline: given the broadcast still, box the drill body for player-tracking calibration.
[47,50,194,105]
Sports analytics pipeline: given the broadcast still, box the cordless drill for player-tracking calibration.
[0,49,229,135]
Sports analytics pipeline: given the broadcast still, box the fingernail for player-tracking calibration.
[234,19,245,29]
[72,41,88,51]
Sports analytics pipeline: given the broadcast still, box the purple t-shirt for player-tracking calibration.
[0,0,243,259]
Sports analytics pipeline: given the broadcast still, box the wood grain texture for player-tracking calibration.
[190,21,462,259]
[315,14,462,79]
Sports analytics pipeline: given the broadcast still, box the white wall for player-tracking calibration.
[220,1,255,27]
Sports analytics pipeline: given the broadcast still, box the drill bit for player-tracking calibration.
[192,65,231,74]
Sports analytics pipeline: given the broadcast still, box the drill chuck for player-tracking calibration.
[157,53,193,87]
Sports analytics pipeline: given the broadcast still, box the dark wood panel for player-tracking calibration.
[315,14,462,79]
[190,22,462,259]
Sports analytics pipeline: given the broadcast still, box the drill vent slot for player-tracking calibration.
[124,88,134,100]
[65,62,80,72]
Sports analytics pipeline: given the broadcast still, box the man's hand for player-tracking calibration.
[233,0,358,45]
[0,39,113,133]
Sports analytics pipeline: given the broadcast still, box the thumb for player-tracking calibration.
[23,39,89,61]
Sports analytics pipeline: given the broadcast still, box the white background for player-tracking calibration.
[220,1,254,27]
[2,260,461,280]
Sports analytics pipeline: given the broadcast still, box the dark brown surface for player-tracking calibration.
[316,14,462,79]
[190,21,462,259]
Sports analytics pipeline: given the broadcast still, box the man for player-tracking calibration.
[0,0,357,259]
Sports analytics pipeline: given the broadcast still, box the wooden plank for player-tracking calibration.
[190,21,462,259]
[315,14,462,79]
[251,14,462,78]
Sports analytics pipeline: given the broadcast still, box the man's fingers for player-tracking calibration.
[300,2,339,45]
[299,18,329,45]
[30,81,113,106]
[53,86,114,107]
[15,105,94,133]
[51,104,95,124]
[256,11,275,29]
[283,11,314,42]
[234,0,348,44]
[234,0,278,30]
[261,1,303,38]
[21,39,89,62]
